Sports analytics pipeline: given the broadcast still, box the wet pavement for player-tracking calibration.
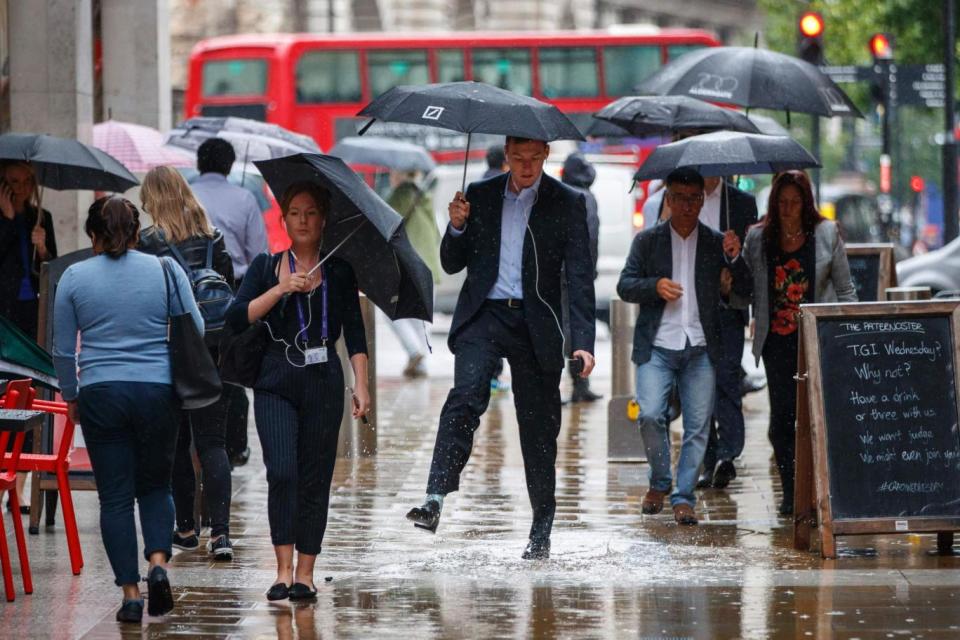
[4,318,960,639]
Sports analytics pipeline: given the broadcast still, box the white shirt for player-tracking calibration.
[654,224,706,350]
[699,182,722,231]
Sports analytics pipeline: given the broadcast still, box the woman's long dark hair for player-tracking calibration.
[84,196,140,258]
[759,170,825,256]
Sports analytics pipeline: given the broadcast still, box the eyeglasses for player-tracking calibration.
[667,192,704,207]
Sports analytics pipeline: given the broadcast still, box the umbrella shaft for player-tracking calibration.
[461,132,472,194]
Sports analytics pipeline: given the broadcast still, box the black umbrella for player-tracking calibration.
[593,96,762,138]
[636,46,863,119]
[254,153,433,321]
[633,131,820,182]
[357,81,584,190]
[0,133,139,192]
[329,136,436,172]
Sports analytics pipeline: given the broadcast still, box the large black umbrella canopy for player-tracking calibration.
[633,131,820,182]
[593,95,762,138]
[254,153,433,321]
[358,81,584,190]
[166,116,321,163]
[0,133,138,192]
[329,136,436,172]
[636,47,863,119]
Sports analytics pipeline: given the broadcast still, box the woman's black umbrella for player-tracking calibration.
[636,46,863,119]
[593,95,762,138]
[0,132,139,192]
[254,154,433,321]
[357,81,584,190]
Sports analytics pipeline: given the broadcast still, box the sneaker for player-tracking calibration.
[207,535,234,561]
[172,531,199,550]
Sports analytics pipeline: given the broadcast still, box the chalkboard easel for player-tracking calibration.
[845,243,897,302]
[794,300,960,558]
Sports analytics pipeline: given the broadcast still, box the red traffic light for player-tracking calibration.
[910,176,925,193]
[869,33,894,60]
[799,12,824,38]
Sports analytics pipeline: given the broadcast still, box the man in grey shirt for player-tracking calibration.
[191,138,268,282]
[191,137,268,467]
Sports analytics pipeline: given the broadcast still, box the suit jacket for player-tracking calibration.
[743,219,857,364]
[441,173,596,372]
[616,221,752,366]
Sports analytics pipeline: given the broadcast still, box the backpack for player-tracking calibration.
[163,237,234,347]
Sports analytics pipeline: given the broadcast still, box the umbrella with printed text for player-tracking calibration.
[357,81,584,191]
[254,153,433,321]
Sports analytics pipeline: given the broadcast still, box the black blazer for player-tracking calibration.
[440,173,596,372]
[616,221,752,366]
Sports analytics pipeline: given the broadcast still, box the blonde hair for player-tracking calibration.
[141,166,213,243]
[3,161,40,209]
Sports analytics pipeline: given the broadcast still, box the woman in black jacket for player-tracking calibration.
[138,165,236,560]
[225,180,370,601]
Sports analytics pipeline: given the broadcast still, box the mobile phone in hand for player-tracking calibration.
[568,356,584,377]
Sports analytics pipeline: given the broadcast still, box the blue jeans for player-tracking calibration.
[636,345,716,507]
[78,382,180,586]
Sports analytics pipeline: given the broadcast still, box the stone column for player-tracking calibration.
[9,0,95,252]
[101,0,172,131]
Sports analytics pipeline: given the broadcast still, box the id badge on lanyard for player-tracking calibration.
[289,252,328,365]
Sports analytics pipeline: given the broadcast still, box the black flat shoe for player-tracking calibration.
[288,582,318,601]
[406,500,441,533]
[146,565,174,617]
[778,497,794,516]
[521,537,551,560]
[5,500,30,515]
[115,599,144,623]
[695,469,715,489]
[266,582,290,601]
[712,460,737,489]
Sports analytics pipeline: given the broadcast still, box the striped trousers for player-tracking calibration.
[253,349,344,554]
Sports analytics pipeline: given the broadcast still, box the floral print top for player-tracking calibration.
[769,238,815,336]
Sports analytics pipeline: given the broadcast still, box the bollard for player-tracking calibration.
[608,296,646,462]
[337,295,377,457]
[885,286,932,301]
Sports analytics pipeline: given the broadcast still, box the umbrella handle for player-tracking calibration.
[461,132,472,194]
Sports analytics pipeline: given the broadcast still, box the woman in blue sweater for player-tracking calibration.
[52,196,202,624]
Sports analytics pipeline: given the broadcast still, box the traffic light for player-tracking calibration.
[869,33,894,61]
[797,12,824,65]
[910,176,925,193]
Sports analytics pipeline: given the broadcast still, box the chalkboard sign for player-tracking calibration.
[845,244,897,302]
[794,300,960,558]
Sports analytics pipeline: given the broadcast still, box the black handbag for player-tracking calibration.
[160,257,223,409]
[218,321,268,388]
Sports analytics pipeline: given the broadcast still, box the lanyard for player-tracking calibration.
[287,251,328,346]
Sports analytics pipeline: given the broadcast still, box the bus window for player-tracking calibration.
[368,50,429,97]
[603,46,660,96]
[295,50,361,103]
[539,47,598,98]
[472,49,532,95]
[202,59,267,97]
[667,45,706,61]
[437,50,465,83]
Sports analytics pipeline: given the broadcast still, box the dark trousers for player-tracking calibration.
[224,383,249,459]
[703,309,747,470]
[762,331,799,495]
[171,394,232,538]
[253,350,343,555]
[77,382,179,586]
[427,303,562,540]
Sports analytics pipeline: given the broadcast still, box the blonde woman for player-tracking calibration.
[138,166,237,560]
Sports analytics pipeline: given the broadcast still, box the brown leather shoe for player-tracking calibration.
[641,488,667,515]
[673,503,698,526]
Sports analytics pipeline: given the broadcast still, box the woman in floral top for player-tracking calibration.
[742,171,856,515]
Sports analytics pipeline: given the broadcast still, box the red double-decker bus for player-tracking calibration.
[184,28,721,153]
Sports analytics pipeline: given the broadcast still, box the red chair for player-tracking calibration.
[0,379,35,601]
[0,389,83,576]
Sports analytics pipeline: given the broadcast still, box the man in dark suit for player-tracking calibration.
[617,168,750,525]
[695,178,758,489]
[406,137,597,559]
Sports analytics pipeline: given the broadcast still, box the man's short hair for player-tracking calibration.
[485,145,505,169]
[664,167,705,191]
[505,136,547,147]
[197,138,236,176]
